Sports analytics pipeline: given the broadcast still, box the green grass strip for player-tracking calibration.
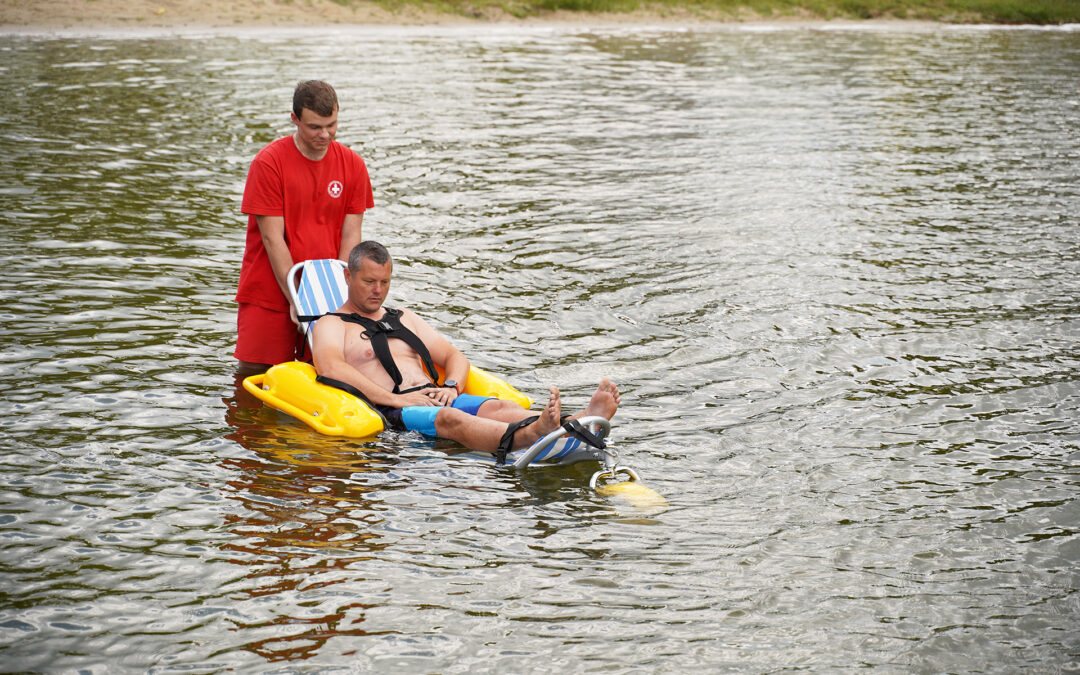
[331,0,1080,23]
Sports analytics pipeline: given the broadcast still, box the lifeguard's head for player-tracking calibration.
[292,80,338,118]
[291,81,338,159]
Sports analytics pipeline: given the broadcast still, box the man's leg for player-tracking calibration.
[236,361,272,377]
[474,378,620,424]
[471,397,530,422]
[436,387,563,453]
[234,302,301,374]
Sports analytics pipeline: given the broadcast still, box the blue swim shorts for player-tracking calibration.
[378,393,493,437]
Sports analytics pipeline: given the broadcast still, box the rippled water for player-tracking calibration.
[1,23,1078,672]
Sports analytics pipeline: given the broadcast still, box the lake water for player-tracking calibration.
[1,21,1078,673]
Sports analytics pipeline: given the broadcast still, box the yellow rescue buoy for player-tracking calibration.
[595,480,668,510]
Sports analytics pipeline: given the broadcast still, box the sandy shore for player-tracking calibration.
[0,0,443,29]
[0,0,913,31]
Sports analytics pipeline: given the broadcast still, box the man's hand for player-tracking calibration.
[396,391,438,407]
[425,387,458,407]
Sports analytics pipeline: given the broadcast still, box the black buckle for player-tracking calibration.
[563,419,606,450]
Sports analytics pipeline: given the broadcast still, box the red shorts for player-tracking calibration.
[233,302,306,365]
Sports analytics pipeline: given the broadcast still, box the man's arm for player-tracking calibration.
[338,213,364,261]
[402,310,470,394]
[256,215,299,323]
[312,316,436,408]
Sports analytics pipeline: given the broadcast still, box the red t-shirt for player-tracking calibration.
[236,136,374,310]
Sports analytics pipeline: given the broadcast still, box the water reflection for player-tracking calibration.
[219,376,391,661]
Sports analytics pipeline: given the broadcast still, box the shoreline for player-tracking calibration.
[3,22,1073,41]
[4,0,1072,34]
[1,0,732,30]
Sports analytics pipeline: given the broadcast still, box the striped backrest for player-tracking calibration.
[289,259,348,348]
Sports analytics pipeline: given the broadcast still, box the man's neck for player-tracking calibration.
[292,133,329,161]
[342,303,385,320]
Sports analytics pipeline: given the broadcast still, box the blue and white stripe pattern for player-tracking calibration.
[450,419,611,468]
[508,416,612,468]
[526,436,584,462]
[289,259,348,348]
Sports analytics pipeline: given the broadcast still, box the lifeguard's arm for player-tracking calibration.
[401,309,470,393]
[256,214,299,324]
[311,315,435,408]
[338,213,364,261]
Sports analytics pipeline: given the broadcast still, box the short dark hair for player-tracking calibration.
[348,241,391,272]
[293,80,338,118]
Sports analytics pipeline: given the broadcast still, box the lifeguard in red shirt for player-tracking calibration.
[234,80,374,373]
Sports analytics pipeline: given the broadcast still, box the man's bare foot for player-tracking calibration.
[582,378,619,420]
[503,387,562,452]
[534,386,562,436]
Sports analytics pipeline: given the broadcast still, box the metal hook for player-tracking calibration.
[590,465,641,490]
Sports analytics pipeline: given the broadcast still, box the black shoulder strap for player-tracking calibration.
[327,308,440,394]
[294,313,327,361]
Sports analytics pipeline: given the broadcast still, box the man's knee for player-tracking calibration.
[433,407,471,436]
[477,398,521,416]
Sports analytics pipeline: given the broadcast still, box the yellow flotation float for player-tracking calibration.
[243,360,531,439]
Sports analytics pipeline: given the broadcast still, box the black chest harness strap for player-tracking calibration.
[329,308,441,395]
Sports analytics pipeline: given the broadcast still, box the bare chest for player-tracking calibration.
[341,322,425,386]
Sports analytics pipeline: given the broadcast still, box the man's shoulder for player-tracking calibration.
[317,308,353,325]
[246,138,293,178]
[328,141,367,166]
[242,137,294,207]
[316,309,377,326]
[253,135,295,161]
[311,311,348,349]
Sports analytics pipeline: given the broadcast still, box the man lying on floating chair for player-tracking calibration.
[309,240,619,463]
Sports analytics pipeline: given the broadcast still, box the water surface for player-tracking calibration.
[1,23,1078,672]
